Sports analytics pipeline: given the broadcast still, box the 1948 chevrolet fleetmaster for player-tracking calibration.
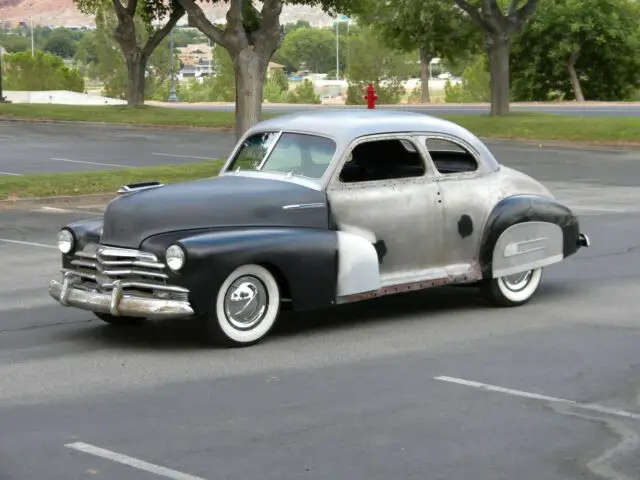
[49,109,590,346]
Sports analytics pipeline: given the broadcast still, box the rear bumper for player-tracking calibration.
[48,272,194,319]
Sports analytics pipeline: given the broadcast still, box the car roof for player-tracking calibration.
[252,109,468,140]
[243,109,500,172]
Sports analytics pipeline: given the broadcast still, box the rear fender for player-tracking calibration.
[479,195,582,279]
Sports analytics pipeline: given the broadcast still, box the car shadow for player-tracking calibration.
[60,281,575,351]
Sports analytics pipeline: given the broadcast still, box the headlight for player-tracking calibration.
[57,229,74,254]
[166,244,185,271]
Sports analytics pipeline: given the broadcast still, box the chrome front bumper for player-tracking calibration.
[48,272,194,319]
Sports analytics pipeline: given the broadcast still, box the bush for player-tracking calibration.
[284,79,320,104]
[346,80,405,105]
[3,51,85,92]
[445,55,490,103]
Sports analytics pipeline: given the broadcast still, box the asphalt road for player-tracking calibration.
[0,121,236,176]
[2,121,640,188]
[1,138,640,479]
[170,102,640,117]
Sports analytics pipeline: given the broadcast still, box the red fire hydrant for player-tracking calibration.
[364,83,378,109]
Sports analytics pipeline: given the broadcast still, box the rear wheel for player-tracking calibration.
[481,268,543,307]
[205,264,281,347]
[93,312,147,326]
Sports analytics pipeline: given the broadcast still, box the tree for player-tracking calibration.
[177,0,355,139]
[352,0,480,103]
[89,7,179,101]
[273,27,338,73]
[345,25,415,105]
[453,0,540,115]
[43,28,79,59]
[510,0,640,102]
[75,0,185,106]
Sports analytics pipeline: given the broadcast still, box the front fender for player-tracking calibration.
[145,227,339,314]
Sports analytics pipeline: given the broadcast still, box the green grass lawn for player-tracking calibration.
[0,161,223,201]
[445,112,640,144]
[0,104,238,129]
[1,103,639,144]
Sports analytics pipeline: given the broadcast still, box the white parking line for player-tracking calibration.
[0,238,57,249]
[0,171,21,176]
[50,157,128,168]
[152,153,214,160]
[435,376,640,421]
[65,442,208,480]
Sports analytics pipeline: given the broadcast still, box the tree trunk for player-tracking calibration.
[486,34,511,115]
[125,53,146,107]
[567,49,584,102]
[234,48,267,140]
[419,48,431,104]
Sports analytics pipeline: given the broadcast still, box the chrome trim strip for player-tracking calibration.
[60,269,189,293]
[49,279,193,319]
[282,202,325,210]
[98,247,159,262]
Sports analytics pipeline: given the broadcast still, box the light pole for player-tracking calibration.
[168,28,178,102]
[30,16,34,56]
[0,46,6,103]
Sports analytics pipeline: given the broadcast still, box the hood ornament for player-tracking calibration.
[117,181,165,195]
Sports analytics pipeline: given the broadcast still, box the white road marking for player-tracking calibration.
[34,206,104,216]
[0,171,21,176]
[152,152,214,160]
[65,442,208,480]
[435,376,640,421]
[0,238,57,249]
[49,157,128,168]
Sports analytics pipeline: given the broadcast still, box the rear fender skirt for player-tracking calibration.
[479,195,581,279]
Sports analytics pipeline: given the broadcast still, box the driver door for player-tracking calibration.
[326,133,446,287]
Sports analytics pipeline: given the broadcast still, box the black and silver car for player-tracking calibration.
[49,110,591,346]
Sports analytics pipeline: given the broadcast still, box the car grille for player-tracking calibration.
[63,243,188,301]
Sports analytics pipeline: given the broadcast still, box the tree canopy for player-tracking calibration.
[511,0,640,102]
[349,0,480,102]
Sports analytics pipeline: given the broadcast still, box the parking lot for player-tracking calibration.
[1,123,640,479]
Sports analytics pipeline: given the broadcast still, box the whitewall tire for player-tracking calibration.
[481,268,543,307]
[206,264,281,347]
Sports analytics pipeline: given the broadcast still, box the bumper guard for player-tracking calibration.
[48,271,194,319]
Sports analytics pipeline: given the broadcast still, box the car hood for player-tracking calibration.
[100,174,330,249]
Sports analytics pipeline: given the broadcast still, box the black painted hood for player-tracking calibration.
[100,175,330,249]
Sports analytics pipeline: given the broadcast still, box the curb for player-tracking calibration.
[1,117,638,149]
[0,117,235,132]
[0,193,117,210]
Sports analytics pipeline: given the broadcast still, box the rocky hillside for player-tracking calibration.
[0,0,335,27]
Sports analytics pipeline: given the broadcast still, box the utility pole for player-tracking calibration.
[168,28,178,102]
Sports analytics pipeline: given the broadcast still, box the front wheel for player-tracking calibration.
[480,268,543,307]
[205,264,281,347]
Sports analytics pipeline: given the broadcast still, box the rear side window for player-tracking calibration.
[425,138,478,174]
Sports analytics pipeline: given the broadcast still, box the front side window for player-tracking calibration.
[227,131,337,179]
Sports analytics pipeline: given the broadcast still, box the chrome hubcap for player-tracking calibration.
[502,270,534,292]
[224,275,268,330]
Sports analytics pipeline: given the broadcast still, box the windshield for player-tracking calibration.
[227,131,337,179]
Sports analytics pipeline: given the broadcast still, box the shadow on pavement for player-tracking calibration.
[56,280,580,352]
